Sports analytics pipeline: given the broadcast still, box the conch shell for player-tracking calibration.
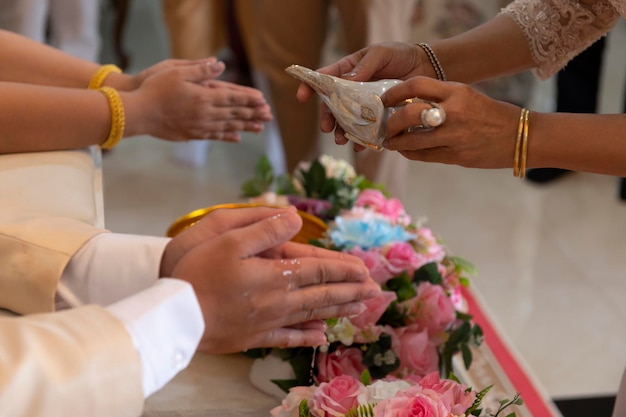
[285,64,402,151]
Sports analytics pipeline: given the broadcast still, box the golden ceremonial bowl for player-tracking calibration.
[166,203,328,244]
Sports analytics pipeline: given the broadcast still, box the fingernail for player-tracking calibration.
[270,210,300,228]
[342,71,357,78]
[315,335,328,346]
[206,61,224,71]
[347,303,367,317]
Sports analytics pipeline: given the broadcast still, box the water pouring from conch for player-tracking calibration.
[285,64,402,151]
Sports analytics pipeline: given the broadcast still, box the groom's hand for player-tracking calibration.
[169,208,380,353]
[160,206,297,277]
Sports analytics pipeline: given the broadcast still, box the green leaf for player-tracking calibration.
[465,385,493,415]
[298,399,311,417]
[361,334,400,379]
[413,262,443,285]
[241,348,271,359]
[360,369,372,385]
[378,301,407,327]
[461,344,473,369]
[385,273,416,302]
[448,255,478,277]
[241,178,266,197]
[326,317,339,327]
[272,379,300,393]
[240,155,275,196]
[276,173,298,195]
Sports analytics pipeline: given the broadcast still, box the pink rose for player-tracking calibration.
[348,247,394,284]
[355,189,410,225]
[350,291,397,330]
[373,392,448,417]
[385,242,421,276]
[411,282,456,338]
[270,385,317,417]
[310,375,369,417]
[392,326,439,378]
[417,372,476,416]
[316,347,366,383]
[355,189,387,211]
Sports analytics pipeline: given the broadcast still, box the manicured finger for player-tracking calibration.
[285,300,372,326]
[383,101,435,140]
[195,206,296,238]
[253,328,328,349]
[179,61,227,84]
[287,320,327,332]
[263,241,367,269]
[381,76,449,107]
[266,256,372,289]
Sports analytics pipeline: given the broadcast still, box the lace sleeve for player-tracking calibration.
[500,0,621,79]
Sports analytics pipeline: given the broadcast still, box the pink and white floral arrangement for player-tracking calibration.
[242,155,520,417]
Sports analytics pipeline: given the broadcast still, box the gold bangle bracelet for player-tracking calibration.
[513,108,530,178]
[513,107,525,177]
[98,86,125,150]
[88,64,122,90]
[519,109,531,178]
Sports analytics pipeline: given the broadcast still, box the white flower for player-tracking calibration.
[366,380,413,402]
[325,317,356,346]
[320,154,356,181]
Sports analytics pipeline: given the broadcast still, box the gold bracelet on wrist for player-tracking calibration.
[416,43,446,81]
[98,86,125,150]
[88,64,122,90]
[513,108,530,178]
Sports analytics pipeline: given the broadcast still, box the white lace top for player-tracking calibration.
[501,0,624,79]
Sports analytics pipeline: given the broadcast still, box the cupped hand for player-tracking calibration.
[294,42,426,148]
[170,208,381,354]
[381,76,521,168]
[106,58,225,92]
[123,63,272,142]
[160,206,298,277]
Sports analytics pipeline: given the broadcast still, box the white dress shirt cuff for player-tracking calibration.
[107,278,205,398]
[60,232,171,307]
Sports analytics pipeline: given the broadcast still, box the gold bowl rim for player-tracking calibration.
[166,202,328,238]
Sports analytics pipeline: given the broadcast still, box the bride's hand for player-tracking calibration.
[295,42,428,149]
[382,76,520,169]
[166,206,380,354]
[121,63,272,142]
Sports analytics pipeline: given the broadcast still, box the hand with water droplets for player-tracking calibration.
[165,206,381,354]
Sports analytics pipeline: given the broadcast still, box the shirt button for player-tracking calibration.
[173,350,186,370]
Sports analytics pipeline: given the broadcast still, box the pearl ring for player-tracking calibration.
[400,99,446,133]
[420,102,446,129]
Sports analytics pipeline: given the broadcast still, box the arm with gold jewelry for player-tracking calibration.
[379,76,626,178]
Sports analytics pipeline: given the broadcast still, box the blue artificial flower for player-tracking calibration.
[329,217,414,250]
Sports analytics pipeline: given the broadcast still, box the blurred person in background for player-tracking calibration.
[238,0,417,199]
[0,0,101,62]
[161,0,286,171]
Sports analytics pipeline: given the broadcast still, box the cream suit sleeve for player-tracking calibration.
[0,305,144,417]
[0,200,104,315]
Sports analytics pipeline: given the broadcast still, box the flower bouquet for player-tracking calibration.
[241,155,521,417]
